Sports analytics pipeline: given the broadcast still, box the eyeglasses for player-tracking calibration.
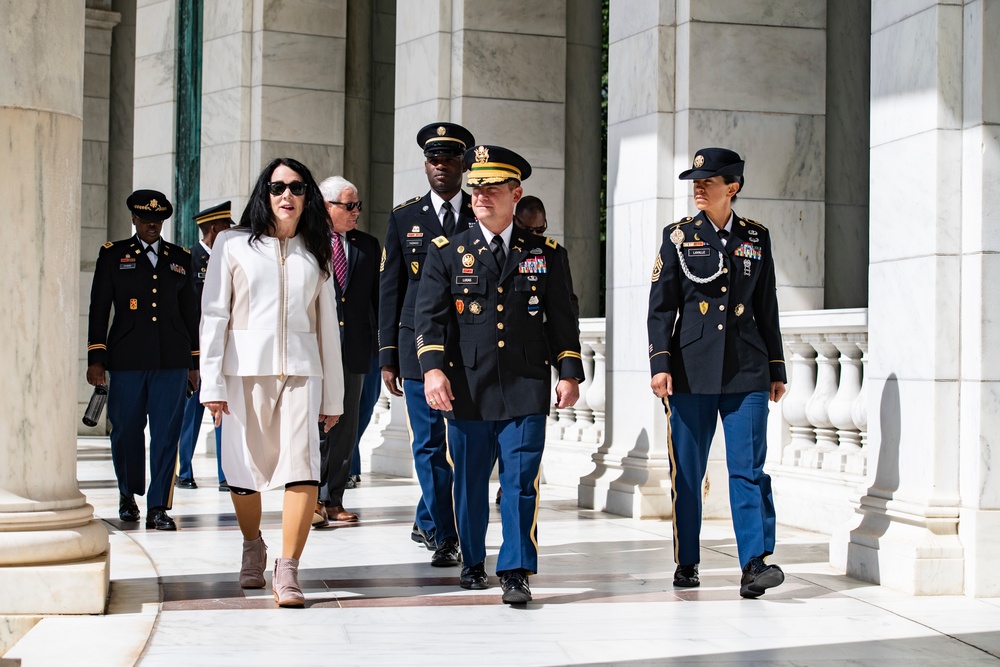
[268,181,307,196]
[329,200,363,212]
[514,216,547,235]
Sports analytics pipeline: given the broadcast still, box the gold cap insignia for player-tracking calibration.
[693,155,705,168]
[699,301,709,315]
[734,304,745,317]
[436,126,446,136]
[474,145,490,163]
[670,228,685,244]
[469,301,482,315]
[462,253,475,268]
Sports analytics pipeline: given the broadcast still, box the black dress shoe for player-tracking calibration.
[175,477,198,489]
[145,508,177,531]
[740,556,784,599]
[219,481,230,492]
[411,523,436,550]
[499,569,532,604]
[459,562,489,590]
[118,494,140,522]
[673,563,700,587]
[430,537,461,567]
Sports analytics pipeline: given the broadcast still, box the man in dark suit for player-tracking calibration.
[313,176,381,526]
[515,195,579,319]
[416,145,584,604]
[379,122,476,568]
[176,201,233,491]
[86,189,200,530]
[647,147,787,598]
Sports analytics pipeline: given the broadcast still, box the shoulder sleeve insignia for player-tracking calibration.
[392,195,422,212]
[431,236,450,248]
[651,254,663,282]
[544,236,558,249]
[102,241,114,249]
[380,246,387,272]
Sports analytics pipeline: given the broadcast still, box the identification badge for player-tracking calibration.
[686,248,711,257]
[119,263,135,270]
[197,271,206,279]
[405,239,423,247]
[455,275,479,285]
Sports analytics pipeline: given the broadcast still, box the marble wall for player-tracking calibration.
[200,0,347,217]
[0,0,109,615]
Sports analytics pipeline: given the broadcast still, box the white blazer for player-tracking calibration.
[200,227,344,415]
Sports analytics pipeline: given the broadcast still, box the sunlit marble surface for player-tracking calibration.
[5,437,1000,665]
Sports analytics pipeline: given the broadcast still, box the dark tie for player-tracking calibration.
[146,245,157,266]
[441,201,455,237]
[491,234,506,268]
[718,228,730,246]
[332,233,347,290]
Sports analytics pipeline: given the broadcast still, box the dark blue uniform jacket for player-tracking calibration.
[647,211,786,394]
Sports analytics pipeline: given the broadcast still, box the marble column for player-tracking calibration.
[199,0,347,215]
[958,0,1000,597]
[581,0,675,518]
[591,1,826,518]
[79,2,123,435]
[133,0,179,239]
[0,1,109,616]
[832,1,966,595]
[365,0,396,235]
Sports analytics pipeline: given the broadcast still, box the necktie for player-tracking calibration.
[718,228,730,246]
[146,245,157,267]
[332,233,347,290]
[491,234,506,268]
[441,201,455,237]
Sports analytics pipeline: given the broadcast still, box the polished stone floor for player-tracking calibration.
[5,437,1000,666]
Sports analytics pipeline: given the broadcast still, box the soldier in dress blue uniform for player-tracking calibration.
[416,145,584,604]
[379,122,476,566]
[647,148,787,598]
[176,201,233,491]
[87,189,201,530]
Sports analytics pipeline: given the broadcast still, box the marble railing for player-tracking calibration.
[776,308,869,478]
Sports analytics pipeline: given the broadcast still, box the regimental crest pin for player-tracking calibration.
[462,253,475,268]
[455,299,464,314]
[734,304,745,317]
[411,261,419,274]
[469,301,482,315]
[130,299,138,310]
[699,301,709,315]
[670,228,685,244]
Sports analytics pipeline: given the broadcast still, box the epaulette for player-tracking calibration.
[102,241,114,249]
[431,236,449,248]
[393,195,422,212]
[182,246,191,254]
[741,216,767,230]
[668,217,694,231]
[545,236,558,249]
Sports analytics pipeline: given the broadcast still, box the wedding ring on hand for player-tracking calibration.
[429,399,436,405]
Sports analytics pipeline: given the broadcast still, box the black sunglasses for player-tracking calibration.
[268,181,307,196]
[329,200,363,212]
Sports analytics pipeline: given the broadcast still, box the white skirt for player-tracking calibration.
[220,375,321,491]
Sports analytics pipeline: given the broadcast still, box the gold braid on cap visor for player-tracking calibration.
[467,161,522,185]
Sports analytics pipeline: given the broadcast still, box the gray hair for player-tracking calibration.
[318,176,357,202]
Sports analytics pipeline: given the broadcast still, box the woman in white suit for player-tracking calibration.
[201,157,344,607]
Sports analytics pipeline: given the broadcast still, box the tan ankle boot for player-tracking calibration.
[239,533,267,589]
[272,557,305,607]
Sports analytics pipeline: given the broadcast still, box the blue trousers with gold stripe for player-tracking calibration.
[403,379,457,542]
[108,369,187,510]
[448,415,546,574]
[666,391,775,568]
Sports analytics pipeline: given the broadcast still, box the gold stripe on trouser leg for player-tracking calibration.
[527,462,542,575]
[444,417,459,539]
[401,379,416,449]
[664,396,680,563]
[168,442,179,509]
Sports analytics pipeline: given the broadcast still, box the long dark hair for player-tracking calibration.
[239,157,331,278]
